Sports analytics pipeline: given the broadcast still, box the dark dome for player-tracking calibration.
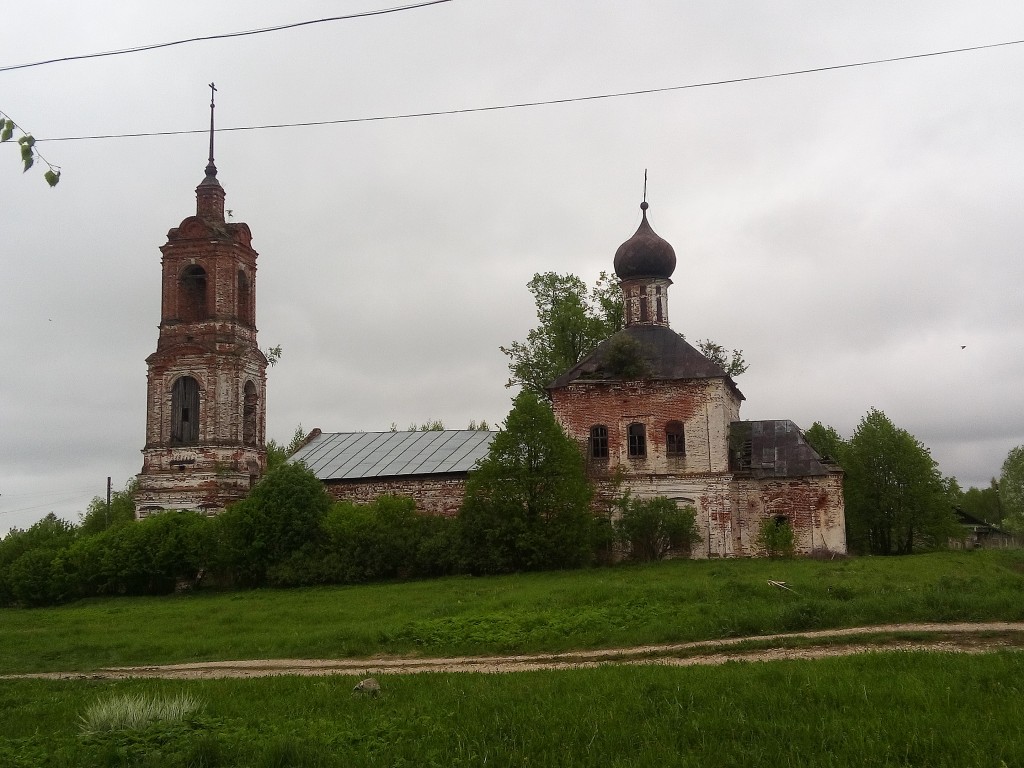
[613,202,676,280]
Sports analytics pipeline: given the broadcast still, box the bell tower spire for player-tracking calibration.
[196,82,225,223]
[136,85,267,517]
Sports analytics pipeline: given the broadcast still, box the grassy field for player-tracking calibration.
[3,652,1023,766]
[2,550,1023,675]
[3,550,1024,766]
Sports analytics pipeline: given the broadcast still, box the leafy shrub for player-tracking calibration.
[615,496,700,561]
[756,517,796,558]
[215,462,332,586]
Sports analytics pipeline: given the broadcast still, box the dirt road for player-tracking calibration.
[8,622,1024,681]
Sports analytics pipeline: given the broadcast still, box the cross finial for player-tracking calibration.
[640,169,649,213]
[205,82,218,178]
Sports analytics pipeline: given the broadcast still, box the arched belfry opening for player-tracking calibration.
[243,380,258,446]
[179,265,208,321]
[136,85,268,517]
[170,376,200,445]
[237,269,253,326]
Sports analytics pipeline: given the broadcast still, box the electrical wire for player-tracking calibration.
[0,0,452,74]
[37,38,1024,144]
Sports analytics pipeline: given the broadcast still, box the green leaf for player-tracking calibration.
[44,169,60,187]
[21,144,34,172]
[0,120,12,142]
[18,134,35,148]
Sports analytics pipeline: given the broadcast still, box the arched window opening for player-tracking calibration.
[589,425,609,459]
[237,270,253,325]
[655,286,664,322]
[243,380,258,446]
[666,420,685,457]
[628,422,646,458]
[179,266,208,321]
[171,376,200,445]
[639,294,649,323]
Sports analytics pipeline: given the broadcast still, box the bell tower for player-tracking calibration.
[136,85,268,515]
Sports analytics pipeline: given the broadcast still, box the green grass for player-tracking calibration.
[2,651,1023,767]
[3,550,1024,675]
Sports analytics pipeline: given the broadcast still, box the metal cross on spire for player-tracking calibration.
[205,82,218,178]
[641,168,649,213]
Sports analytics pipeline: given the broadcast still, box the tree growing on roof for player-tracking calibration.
[501,271,747,395]
[458,389,594,573]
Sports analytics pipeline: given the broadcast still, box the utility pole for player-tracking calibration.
[106,477,112,528]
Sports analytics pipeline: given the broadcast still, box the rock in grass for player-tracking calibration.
[353,677,381,696]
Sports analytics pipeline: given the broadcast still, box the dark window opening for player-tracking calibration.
[179,265,208,321]
[628,422,646,458]
[639,295,649,323]
[590,425,609,459]
[237,270,253,325]
[666,420,685,457]
[171,376,200,445]
[243,381,258,446]
[656,296,663,322]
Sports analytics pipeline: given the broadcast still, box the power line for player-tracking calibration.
[0,0,452,74]
[37,38,1024,144]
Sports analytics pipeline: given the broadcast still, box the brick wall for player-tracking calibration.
[324,475,469,517]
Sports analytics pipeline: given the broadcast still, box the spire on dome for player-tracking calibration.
[203,82,218,182]
[195,83,226,222]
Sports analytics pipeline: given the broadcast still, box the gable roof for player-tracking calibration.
[729,420,835,477]
[291,430,494,481]
[548,324,743,399]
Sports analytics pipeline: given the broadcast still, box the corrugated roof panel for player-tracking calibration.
[292,431,495,480]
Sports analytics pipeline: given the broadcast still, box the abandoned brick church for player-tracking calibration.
[136,121,847,557]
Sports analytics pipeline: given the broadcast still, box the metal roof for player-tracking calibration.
[291,430,495,481]
[548,325,743,400]
[729,420,834,478]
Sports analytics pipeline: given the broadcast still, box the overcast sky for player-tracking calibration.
[2,0,1023,534]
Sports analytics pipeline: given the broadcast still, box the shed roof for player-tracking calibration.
[291,430,494,481]
[729,420,835,478]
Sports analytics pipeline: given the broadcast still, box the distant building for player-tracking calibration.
[302,200,847,557]
[135,100,267,516]
[950,508,1019,550]
[292,429,493,517]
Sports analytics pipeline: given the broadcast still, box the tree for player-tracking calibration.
[458,390,594,573]
[501,272,621,395]
[0,513,77,606]
[1,113,60,186]
[843,408,958,554]
[502,271,748,395]
[959,478,1002,525]
[266,424,308,472]
[804,422,846,464]
[695,340,748,379]
[615,495,700,561]
[999,446,1024,532]
[78,480,138,536]
[215,461,331,585]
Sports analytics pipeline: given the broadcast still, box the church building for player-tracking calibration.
[135,93,268,515]
[548,201,846,556]
[296,200,846,557]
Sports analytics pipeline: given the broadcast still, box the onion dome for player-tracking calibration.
[613,202,676,280]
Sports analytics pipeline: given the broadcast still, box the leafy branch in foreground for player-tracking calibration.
[1,113,60,186]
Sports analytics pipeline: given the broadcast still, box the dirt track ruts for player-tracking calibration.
[8,622,1024,681]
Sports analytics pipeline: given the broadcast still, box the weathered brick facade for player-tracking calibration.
[546,201,847,557]
[135,142,267,515]
[324,476,469,517]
